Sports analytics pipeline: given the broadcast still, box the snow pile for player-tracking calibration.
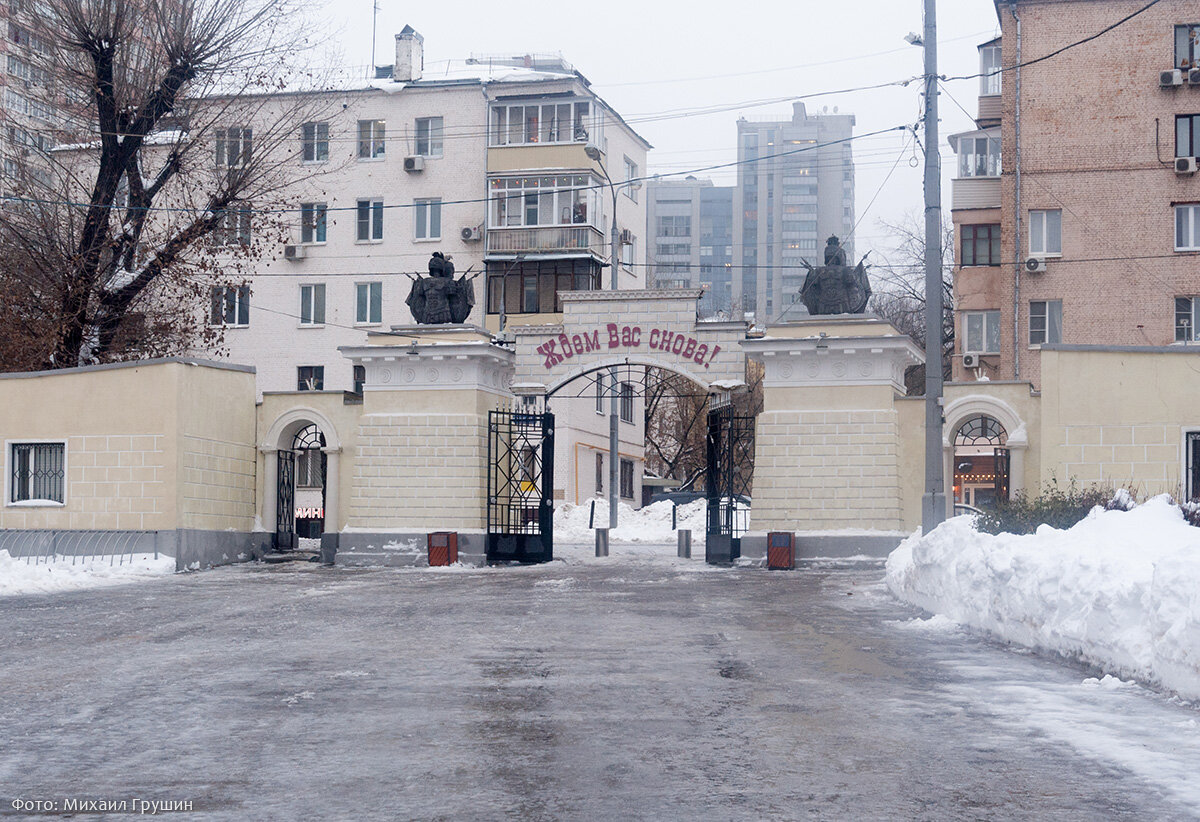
[0,550,176,597]
[886,496,1200,700]
[554,499,711,544]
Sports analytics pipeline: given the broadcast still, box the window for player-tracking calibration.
[962,224,1001,266]
[522,272,538,313]
[213,206,251,246]
[414,198,441,240]
[415,117,443,157]
[9,442,64,504]
[620,236,635,268]
[1029,300,1062,346]
[357,199,384,241]
[300,202,327,244]
[623,157,638,201]
[620,382,634,423]
[296,448,323,488]
[490,100,591,146]
[357,119,385,159]
[356,282,382,325]
[595,372,605,414]
[1028,209,1062,257]
[210,285,249,326]
[489,174,597,227]
[957,134,1000,178]
[299,284,325,326]
[980,45,1002,95]
[215,127,252,168]
[1176,297,1200,341]
[1176,24,1200,69]
[619,458,634,500]
[656,215,692,237]
[1176,204,1200,251]
[1177,115,1200,159]
[353,364,366,395]
[595,453,604,494]
[297,366,324,391]
[964,310,1001,354]
[301,122,328,163]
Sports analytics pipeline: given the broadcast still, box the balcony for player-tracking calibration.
[486,225,606,258]
[951,176,1001,211]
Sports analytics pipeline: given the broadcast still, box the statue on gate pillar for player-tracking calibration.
[799,236,872,315]
[406,252,478,324]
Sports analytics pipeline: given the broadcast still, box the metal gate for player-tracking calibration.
[487,408,555,563]
[994,446,1011,503]
[275,450,296,550]
[705,402,755,564]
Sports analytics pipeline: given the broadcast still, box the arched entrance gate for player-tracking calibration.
[496,289,753,564]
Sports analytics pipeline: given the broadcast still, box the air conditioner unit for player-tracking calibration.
[619,228,633,244]
[403,155,425,172]
[1177,156,1198,175]
[460,225,482,242]
[1024,256,1047,274]
[1190,68,1200,85]
[1162,69,1184,87]
[283,244,305,261]
[962,352,980,369]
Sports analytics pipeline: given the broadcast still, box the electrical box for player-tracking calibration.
[767,532,795,571]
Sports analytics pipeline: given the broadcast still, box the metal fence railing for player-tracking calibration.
[0,530,160,566]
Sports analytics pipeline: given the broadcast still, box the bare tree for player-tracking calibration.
[868,214,955,394]
[0,0,329,369]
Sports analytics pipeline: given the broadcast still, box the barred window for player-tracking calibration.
[10,442,64,504]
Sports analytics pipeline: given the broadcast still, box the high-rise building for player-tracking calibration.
[645,176,734,318]
[733,102,855,322]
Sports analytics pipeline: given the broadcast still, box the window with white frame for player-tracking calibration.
[619,458,634,500]
[489,175,597,228]
[1029,299,1062,346]
[620,382,634,423]
[210,284,249,326]
[1176,24,1200,69]
[623,156,638,201]
[956,133,1000,178]
[9,442,64,504]
[489,100,591,146]
[357,199,383,241]
[595,372,605,414]
[415,117,443,157]
[414,198,441,240]
[215,127,252,168]
[300,202,326,244]
[299,284,325,326]
[980,45,1002,95]
[1176,297,1200,341]
[964,310,1001,354]
[1176,204,1200,251]
[1029,209,1061,257]
[656,215,691,237]
[356,281,382,325]
[1177,115,1200,158]
[357,119,385,159]
[301,122,328,163]
[297,366,324,391]
[296,448,323,488]
[213,206,251,246]
[619,235,635,268]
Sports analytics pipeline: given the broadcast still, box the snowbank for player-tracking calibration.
[0,550,176,597]
[886,496,1200,700]
[554,499,711,544]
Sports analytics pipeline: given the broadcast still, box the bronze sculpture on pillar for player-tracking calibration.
[405,252,477,324]
[799,236,872,315]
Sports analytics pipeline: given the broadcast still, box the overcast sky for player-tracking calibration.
[316,0,1002,261]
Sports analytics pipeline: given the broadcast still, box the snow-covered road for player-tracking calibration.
[0,548,1197,820]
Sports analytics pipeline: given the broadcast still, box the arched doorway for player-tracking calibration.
[952,414,1009,509]
[291,424,327,549]
[261,409,342,555]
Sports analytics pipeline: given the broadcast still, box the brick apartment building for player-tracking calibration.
[951,0,1200,386]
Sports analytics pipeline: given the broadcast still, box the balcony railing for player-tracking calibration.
[486,225,606,257]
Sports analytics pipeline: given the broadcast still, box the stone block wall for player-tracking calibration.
[752,409,903,532]
[180,435,257,531]
[1052,424,1182,495]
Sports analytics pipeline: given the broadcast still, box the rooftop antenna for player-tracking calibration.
[370,0,379,75]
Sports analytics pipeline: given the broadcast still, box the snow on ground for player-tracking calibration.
[555,499,712,544]
[886,495,1200,701]
[0,550,176,597]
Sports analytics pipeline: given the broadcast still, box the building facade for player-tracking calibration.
[645,177,735,319]
[733,102,856,323]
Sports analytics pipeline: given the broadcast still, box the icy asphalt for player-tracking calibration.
[1,545,1199,821]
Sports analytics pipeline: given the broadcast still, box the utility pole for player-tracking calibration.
[921,0,947,533]
[608,194,620,529]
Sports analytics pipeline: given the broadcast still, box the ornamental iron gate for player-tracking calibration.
[487,408,555,563]
[705,401,755,565]
[275,449,296,551]
[994,447,1011,503]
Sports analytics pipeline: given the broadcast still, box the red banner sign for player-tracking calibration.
[537,323,721,370]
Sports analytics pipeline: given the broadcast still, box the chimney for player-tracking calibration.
[395,25,424,82]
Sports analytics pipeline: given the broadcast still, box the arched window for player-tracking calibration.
[293,424,326,489]
[953,415,1009,507]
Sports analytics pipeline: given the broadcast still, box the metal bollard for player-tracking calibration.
[595,528,609,557]
[677,529,692,559]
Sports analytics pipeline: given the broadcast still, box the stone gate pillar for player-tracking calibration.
[742,317,923,557]
[338,326,514,566]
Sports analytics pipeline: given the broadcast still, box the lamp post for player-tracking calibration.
[584,143,640,529]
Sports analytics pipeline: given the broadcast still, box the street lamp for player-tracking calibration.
[584,143,641,529]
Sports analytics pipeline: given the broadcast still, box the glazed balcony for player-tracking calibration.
[485,225,606,258]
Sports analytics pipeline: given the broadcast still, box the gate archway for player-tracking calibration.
[260,408,342,553]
